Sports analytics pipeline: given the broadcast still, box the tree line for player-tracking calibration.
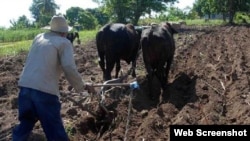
[6,0,250,30]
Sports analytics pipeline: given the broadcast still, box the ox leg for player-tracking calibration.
[145,65,155,100]
[156,67,167,91]
[131,61,136,78]
[165,57,173,85]
[147,72,155,100]
[105,58,116,81]
[115,60,121,78]
[98,53,106,80]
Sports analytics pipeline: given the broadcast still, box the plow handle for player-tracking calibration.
[92,81,139,89]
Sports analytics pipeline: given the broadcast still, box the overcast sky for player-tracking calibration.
[0,0,194,28]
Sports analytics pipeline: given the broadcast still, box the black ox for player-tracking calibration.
[67,32,80,44]
[96,23,141,81]
[140,22,178,99]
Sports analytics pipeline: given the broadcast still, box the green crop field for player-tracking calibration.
[0,19,228,57]
[0,29,97,57]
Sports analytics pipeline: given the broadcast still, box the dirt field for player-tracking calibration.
[0,25,250,141]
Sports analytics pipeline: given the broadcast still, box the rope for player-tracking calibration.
[124,88,134,141]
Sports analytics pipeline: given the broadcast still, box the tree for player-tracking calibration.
[10,15,33,29]
[193,0,211,18]
[30,0,59,27]
[211,0,228,21]
[186,7,199,20]
[65,7,98,30]
[65,7,83,26]
[93,0,177,25]
[106,0,130,23]
[166,7,187,21]
[192,0,250,24]
[86,8,109,26]
[227,0,250,24]
[78,11,98,30]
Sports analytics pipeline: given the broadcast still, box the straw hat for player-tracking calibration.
[42,15,72,33]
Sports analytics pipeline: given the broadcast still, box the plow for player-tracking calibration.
[66,75,139,140]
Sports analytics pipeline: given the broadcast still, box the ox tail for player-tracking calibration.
[96,30,106,75]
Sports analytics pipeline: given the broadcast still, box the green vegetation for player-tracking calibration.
[0,28,43,56]
[185,19,226,26]
[8,0,250,30]
[2,0,250,57]
[0,28,43,42]
[0,40,32,56]
[0,30,97,57]
[78,30,98,43]
[0,19,227,57]
[234,12,250,24]
[138,18,226,26]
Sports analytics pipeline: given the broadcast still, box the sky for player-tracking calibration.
[0,0,195,28]
[174,0,195,9]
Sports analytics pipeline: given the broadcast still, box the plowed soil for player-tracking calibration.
[0,25,250,141]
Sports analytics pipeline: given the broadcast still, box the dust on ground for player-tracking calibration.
[0,25,250,141]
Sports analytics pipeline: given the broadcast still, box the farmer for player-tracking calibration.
[12,15,95,141]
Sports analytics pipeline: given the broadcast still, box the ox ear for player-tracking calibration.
[166,22,178,35]
[125,23,135,30]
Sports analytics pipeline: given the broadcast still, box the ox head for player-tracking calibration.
[162,22,178,36]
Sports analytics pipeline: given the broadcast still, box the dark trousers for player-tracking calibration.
[12,87,69,141]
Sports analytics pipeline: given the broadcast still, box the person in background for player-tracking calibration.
[12,15,95,141]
